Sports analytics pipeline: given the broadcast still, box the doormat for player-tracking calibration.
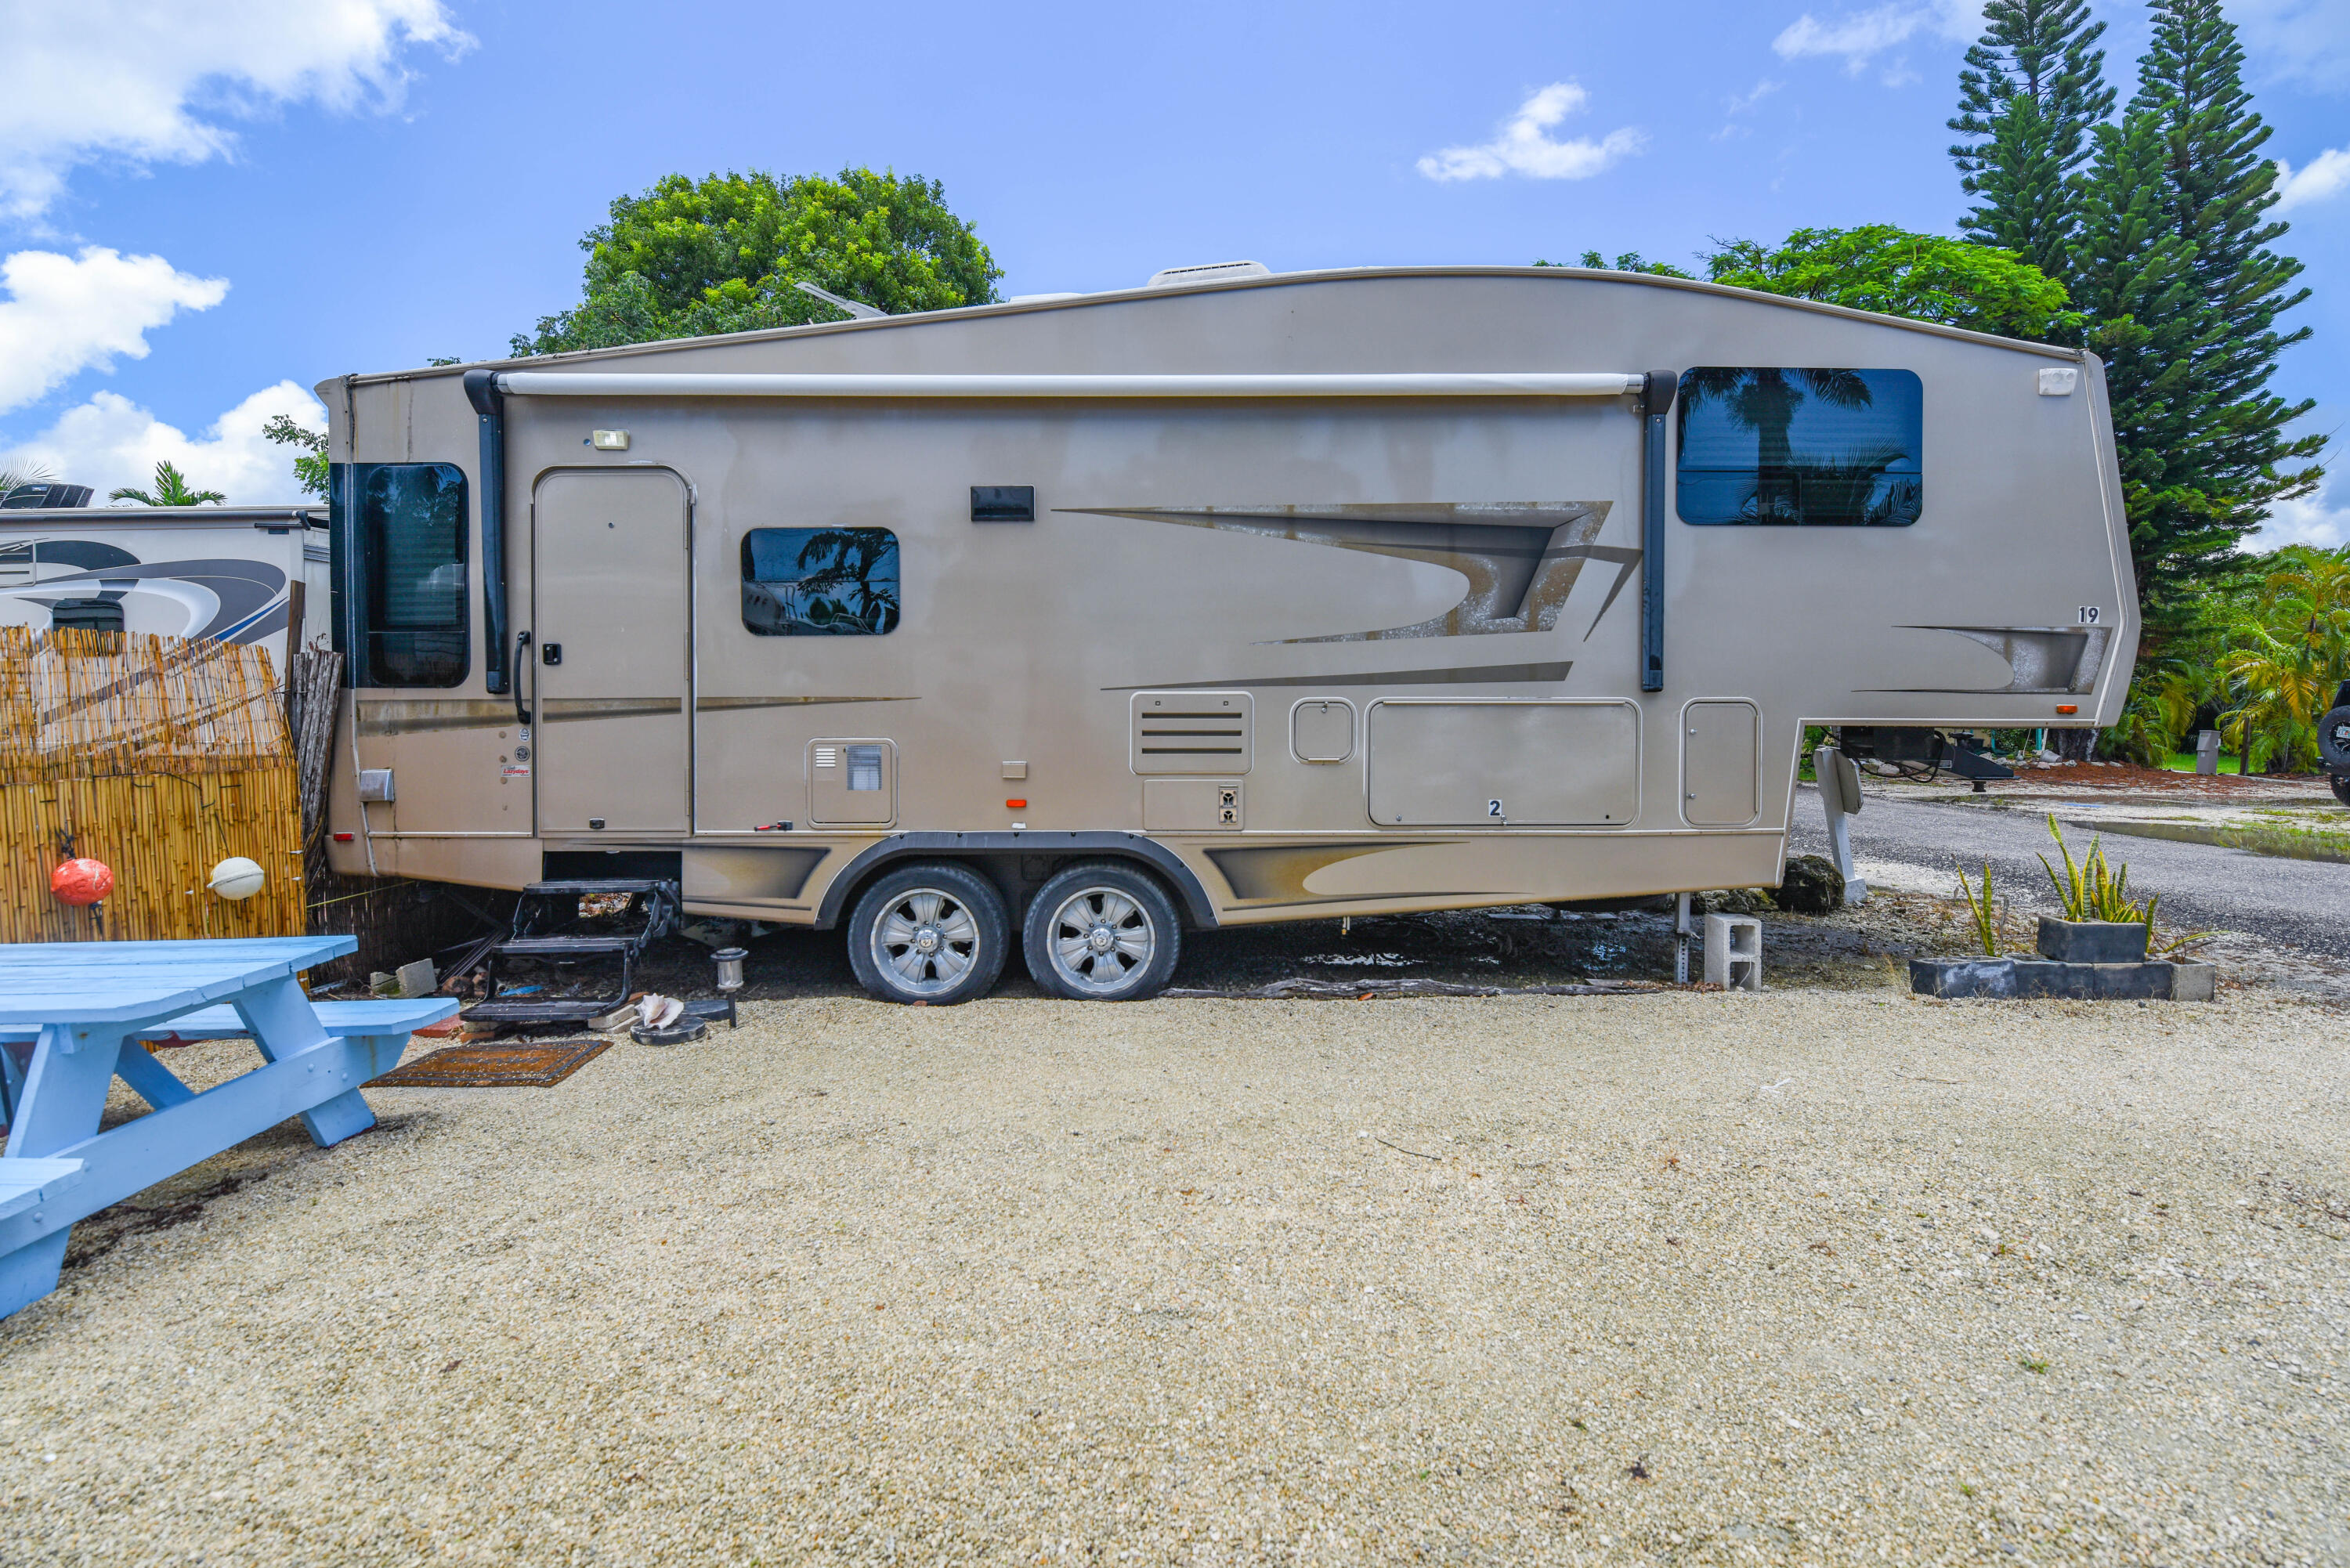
[369,1039,609,1089]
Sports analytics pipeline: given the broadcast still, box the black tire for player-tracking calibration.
[2319,706,2350,774]
[2332,773,2350,809]
[1022,861,1183,1002]
[844,862,1009,1006]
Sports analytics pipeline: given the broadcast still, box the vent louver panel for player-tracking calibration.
[1130,692,1253,775]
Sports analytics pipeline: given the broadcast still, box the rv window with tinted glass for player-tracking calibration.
[332,462,468,687]
[1676,368,1922,526]
[740,527,901,635]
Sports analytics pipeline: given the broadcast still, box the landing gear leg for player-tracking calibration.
[1814,744,1869,906]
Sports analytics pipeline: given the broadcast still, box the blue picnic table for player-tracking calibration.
[0,938,455,1319]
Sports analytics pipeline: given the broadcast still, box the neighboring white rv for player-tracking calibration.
[0,506,328,670]
[320,264,2137,1004]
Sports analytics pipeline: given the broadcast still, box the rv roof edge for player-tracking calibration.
[490,371,1646,399]
[334,267,2093,388]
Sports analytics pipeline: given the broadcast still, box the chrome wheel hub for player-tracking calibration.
[1047,886,1157,996]
[871,890,979,996]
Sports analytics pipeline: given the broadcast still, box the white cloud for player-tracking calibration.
[2251,473,2350,551]
[1772,2,1979,74]
[1417,84,1647,182]
[0,0,468,218]
[2274,149,2350,213]
[0,247,228,415]
[0,383,324,505]
[1714,78,1784,139]
[2231,0,2350,92]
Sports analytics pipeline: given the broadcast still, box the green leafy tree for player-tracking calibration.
[108,461,223,507]
[262,414,330,499]
[1947,0,2116,287]
[2218,548,2350,771]
[1702,225,2080,340]
[515,168,1002,355]
[1531,251,1695,279]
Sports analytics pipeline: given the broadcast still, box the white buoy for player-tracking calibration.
[208,856,266,901]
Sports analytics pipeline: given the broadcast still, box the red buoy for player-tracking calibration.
[50,858,114,906]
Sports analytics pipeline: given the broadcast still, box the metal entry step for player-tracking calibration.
[463,998,615,1024]
[459,877,683,1030]
[492,936,641,958]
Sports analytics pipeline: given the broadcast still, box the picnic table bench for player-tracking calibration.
[0,938,454,1319]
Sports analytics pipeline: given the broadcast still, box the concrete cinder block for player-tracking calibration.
[1909,957,2215,1001]
[1704,913,1762,991]
[2036,917,2151,963]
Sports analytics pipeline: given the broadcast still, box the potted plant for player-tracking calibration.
[2036,815,2153,963]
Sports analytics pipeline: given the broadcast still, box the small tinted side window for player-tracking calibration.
[740,527,902,636]
[1676,368,1922,526]
[332,461,469,686]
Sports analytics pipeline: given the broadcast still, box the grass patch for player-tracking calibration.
[2163,751,2243,775]
[2094,818,2350,865]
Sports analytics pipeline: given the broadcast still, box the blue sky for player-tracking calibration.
[3,0,2345,540]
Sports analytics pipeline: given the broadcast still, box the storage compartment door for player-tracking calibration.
[809,739,895,826]
[1681,700,1759,826]
[1367,700,1638,826]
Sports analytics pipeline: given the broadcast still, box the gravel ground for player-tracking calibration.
[5,985,2348,1566]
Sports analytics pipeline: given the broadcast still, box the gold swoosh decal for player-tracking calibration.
[540,698,685,721]
[358,699,519,736]
[694,695,916,712]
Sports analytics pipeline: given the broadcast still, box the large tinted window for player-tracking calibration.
[740,527,901,635]
[331,462,468,686]
[1676,368,1922,526]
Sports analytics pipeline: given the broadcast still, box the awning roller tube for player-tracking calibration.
[492,370,1644,399]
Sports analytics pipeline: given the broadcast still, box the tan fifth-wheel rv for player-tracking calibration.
[321,262,2136,1004]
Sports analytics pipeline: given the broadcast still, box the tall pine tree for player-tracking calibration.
[1948,0,2115,287]
[2070,110,2210,625]
[2131,2,2323,524]
[2078,0,2324,632]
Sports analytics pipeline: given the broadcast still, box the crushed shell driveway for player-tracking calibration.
[3,988,2345,1566]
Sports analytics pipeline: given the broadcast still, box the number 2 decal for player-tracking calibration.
[1488,800,1504,818]
[2077,606,2102,625]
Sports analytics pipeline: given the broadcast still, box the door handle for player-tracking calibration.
[512,630,532,728]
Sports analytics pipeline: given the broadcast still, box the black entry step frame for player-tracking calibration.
[460,878,683,1028]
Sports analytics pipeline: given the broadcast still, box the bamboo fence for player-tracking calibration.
[2,627,304,942]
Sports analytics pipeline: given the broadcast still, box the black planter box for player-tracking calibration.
[2037,917,2151,963]
[1911,956,2211,1000]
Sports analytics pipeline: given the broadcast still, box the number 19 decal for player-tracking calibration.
[2077,606,2102,625]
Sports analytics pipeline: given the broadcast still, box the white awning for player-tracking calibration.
[493,371,1644,400]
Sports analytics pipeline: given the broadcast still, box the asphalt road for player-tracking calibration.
[1789,783,2350,961]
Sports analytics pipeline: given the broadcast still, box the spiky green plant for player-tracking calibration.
[1954,862,2001,956]
[2040,814,2157,930]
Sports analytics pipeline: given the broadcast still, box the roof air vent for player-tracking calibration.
[1144,260,1272,289]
